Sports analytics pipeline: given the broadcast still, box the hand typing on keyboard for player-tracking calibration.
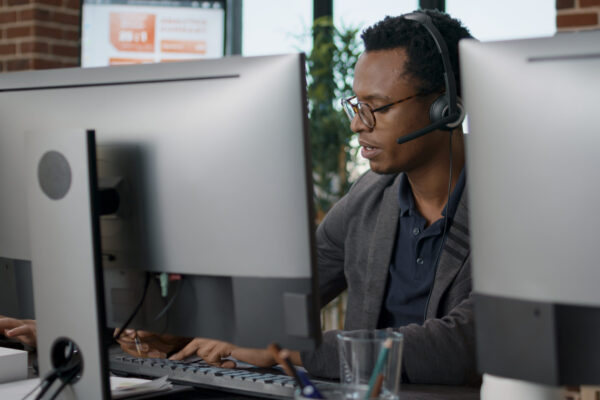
[116,329,191,359]
[169,337,277,369]
[117,330,303,372]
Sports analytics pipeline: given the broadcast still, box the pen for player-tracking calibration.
[134,333,142,356]
[267,343,324,399]
[267,343,303,387]
[364,338,392,400]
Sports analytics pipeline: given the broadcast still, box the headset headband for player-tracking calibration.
[403,12,458,118]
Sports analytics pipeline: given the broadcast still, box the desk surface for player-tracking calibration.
[144,384,481,400]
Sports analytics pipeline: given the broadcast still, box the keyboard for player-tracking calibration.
[109,353,333,398]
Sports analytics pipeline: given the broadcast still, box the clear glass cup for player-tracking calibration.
[337,330,403,400]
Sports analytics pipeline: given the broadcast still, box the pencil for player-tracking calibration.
[371,374,384,398]
[364,338,392,399]
[134,333,142,356]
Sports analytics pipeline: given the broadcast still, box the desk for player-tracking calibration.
[144,384,481,400]
[18,348,481,400]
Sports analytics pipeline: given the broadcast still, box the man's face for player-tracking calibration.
[351,49,445,174]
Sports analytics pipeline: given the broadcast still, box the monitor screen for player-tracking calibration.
[0,54,320,350]
[461,31,600,384]
[81,0,225,67]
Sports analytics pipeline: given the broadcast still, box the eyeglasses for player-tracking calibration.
[341,92,425,129]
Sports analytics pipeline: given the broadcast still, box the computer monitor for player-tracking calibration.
[0,53,320,353]
[461,31,600,386]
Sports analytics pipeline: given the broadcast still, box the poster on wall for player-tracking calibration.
[81,0,225,67]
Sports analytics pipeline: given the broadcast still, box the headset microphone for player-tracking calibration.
[396,113,460,144]
[397,12,465,145]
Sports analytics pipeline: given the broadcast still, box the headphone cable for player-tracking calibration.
[423,130,454,321]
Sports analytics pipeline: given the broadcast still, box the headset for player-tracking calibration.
[396,11,465,145]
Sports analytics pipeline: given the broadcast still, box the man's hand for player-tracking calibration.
[0,316,37,347]
[169,338,277,369]
[115,329,191,359]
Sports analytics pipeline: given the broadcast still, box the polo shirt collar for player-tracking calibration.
[398,168,466,220]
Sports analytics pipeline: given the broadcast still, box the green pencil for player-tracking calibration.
[364,338,392,400]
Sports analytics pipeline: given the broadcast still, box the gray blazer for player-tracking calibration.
[301,171,478,385]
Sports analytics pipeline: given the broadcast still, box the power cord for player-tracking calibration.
[47,366,81,400]
[31,358,82,400]
[154,277,183,322]
[113,272,151,341]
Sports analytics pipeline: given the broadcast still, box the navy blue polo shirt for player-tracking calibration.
[377,169,466,328]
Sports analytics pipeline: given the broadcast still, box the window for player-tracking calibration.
[242,1,313,56]
[447,1,556,41]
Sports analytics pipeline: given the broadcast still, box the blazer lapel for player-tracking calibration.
[426,186,470,319]
[362,174,402,328]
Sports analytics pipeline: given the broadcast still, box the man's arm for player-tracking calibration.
[299,297,477,384]
[399,296,478,385]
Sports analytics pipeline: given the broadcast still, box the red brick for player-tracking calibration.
[557,13,598,27]
[20,41,49,54]
[34,25,62,39]
[31,58,57,69]
[51,43,79,57]
[0,11,17,23]
[0,43,17,55]
[556,0,575,9]
[7,0,29,5]
[6,25,32,38]
[580,0,600,6]
[37,0,61,6]
[54,11,79,26]
[20,8,52,22]
[63,0,80,11]
[32,58,66,69]
[63,29,79,41]
[7,58,31,71]
[62,60,78,67]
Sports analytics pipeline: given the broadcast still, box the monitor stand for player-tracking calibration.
[26,129,110,399]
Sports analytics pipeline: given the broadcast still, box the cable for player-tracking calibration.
[154,277,183,322]
[32,369,61,400]
[21,379,43,400]
[423,130,454,321]
[47,367,80,400]
[113,272,151,341]
[32,359,81,400]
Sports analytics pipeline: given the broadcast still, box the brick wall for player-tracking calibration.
[0,0,80,72]
[557,0,600,31]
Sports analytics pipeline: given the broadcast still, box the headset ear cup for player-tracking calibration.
[446,98,465,128]
[429,95,466,130]
[429,95,450,127]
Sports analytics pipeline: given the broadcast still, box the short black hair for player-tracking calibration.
[361,9,473,97]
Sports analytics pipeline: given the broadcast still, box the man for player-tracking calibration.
[122,9,477,385]
[10,9,479,385]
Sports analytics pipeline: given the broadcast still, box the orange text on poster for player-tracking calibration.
[161,40,206,55]
[110,12,156,53]
[109,58,155,65]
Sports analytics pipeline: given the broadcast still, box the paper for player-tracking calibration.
[111,375,172,399]
[0,375,172,399]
